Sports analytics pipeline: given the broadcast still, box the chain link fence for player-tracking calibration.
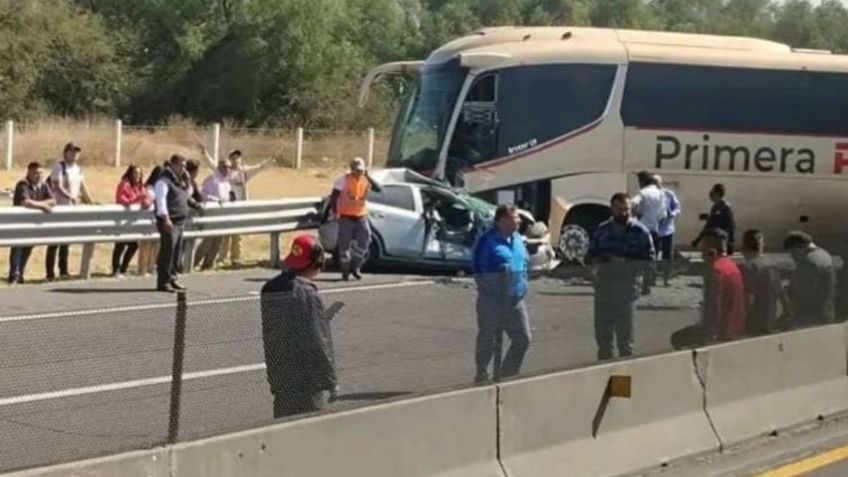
[1,256,846,472]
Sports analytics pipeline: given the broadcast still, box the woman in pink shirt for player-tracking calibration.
[112,165,152,277]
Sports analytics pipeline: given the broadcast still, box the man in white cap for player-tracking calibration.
[324,157,381,280]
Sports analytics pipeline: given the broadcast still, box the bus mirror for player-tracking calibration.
[358,61,424,107]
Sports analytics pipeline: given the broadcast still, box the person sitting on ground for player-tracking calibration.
[8,162,55,284]
[112,165,152,278]
[740,229,788,336]
[783,231,836,327]
[672,228,746,349]
[261,234,337,418]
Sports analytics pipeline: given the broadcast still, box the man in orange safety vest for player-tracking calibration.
[326,157,381,281]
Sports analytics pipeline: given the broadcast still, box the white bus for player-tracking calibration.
[360,26,848,259]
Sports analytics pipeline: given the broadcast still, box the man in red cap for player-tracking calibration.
[260,234,337,418]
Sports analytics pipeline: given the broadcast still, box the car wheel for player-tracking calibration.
[361,238,381,272]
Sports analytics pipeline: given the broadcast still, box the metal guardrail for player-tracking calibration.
[0,198,323,278]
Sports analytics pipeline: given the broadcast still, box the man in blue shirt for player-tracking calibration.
[588,193,655,360]
[472,204,530,383]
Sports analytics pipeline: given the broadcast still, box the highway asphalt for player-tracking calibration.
[0,268,701,472]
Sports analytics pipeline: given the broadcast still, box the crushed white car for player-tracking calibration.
[319,169,558,273]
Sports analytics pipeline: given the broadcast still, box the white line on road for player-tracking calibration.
[0,280,437,324]
[0,279,442,406]
[0,363,267,407]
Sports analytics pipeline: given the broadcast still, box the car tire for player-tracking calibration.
[559,207,608,264]
[361,238,382,272]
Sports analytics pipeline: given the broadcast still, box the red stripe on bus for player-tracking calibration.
[632,125,848,140]
[470,118,603,171]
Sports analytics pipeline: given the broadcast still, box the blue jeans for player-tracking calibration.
[475,294,531,380]
[8,247,33,282]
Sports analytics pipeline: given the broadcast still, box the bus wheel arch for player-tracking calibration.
[559,204,609,262]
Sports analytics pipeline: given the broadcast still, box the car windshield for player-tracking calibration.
[386,60,466,174]
[456,193,495,220]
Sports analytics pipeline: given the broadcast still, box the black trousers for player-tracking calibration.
[112,242,139,275]
[156,219,184,288]
[45,244,70,278]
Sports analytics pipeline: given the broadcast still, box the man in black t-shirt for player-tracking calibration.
[9,162,55,284]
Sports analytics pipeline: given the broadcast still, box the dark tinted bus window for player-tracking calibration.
[495,64,617,157]
[622,62,848,135]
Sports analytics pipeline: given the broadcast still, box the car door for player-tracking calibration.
[367,184,426,258]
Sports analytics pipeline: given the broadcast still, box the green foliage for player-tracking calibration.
[2,0,846,127]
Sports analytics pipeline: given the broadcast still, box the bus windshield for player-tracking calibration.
[386,60,466,173]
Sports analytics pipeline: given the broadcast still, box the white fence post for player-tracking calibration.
[212,123,221,163]
[366,127,375,169]
[295,127,304,169]
[114,119,123,168]
[5,120,13,170]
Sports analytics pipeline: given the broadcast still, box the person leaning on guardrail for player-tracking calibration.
[46,142,96,281]
[153,155,191,293]
[200,146,273,267]
[472,204,531,384]
[260,234,338,418]
[7,162,55,285]
[112,165,152,278]
[587,193,654,361]
[193,158,234,271]
[137,167,163,277]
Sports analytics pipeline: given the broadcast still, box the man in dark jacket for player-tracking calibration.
[261,234,337,418]
[783,231,836,326]
[692,183,736,255]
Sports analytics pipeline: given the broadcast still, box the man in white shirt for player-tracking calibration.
[194,159,233,270]
[46,142,95,280]
[154,154,190,292]
[631,170,665,294]
[199,146,273,265]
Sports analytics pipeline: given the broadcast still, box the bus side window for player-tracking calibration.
[447,74,499,177]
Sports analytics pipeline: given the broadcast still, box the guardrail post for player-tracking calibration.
[79,244,95,280]
[270,232,281,268]
[167,292,188,444]
[212,123,221,163]
[366,127,375,169]
[114,119,123,168]
[4,120,13,170]
[295,127,303,169]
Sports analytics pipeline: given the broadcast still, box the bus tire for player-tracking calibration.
[559,205,609,263]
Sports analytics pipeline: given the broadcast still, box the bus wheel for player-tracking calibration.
[559,206,608,263]
[559,224,591,263]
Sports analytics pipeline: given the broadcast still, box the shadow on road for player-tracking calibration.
[49,288,157,294]
[336,391,413,402]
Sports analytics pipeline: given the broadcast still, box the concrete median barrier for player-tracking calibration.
[696,323,848,447]
[3,449,169,477]
[498,351,719,477]
[171,386,503,477]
